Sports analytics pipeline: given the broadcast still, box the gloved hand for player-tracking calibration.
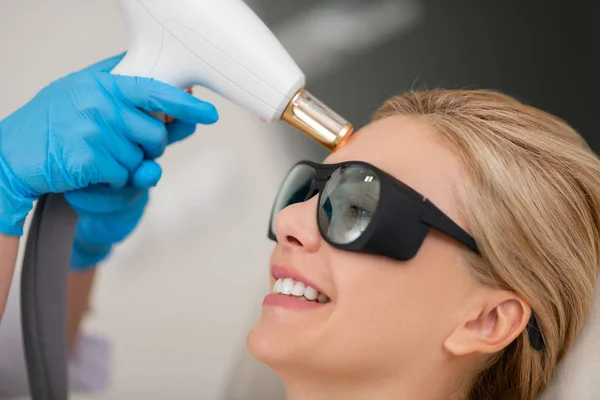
[0,53,218,236]
[65,54,211,270]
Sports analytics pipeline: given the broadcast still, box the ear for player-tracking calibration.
[443,292,532,356]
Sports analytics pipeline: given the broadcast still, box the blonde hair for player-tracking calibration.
[374,90,600,400]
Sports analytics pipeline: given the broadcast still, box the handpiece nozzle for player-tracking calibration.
[282,89,353,152]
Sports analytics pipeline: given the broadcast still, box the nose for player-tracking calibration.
[273,197,321,252]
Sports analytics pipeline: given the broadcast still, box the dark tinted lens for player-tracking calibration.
[318,165,380,245]
[270,164,316,236]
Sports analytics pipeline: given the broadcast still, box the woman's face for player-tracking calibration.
[247,116,491,381]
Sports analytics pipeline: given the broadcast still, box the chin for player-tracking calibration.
[246,320,297,367]
[246,318,354,380]
[247,317,330,375]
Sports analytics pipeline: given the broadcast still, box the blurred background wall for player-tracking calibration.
[0,0,596,399]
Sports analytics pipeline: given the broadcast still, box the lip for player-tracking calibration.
[271,265,329,297]
[262,294,324,309]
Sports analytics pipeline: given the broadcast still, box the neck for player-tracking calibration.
[280,366,467,400]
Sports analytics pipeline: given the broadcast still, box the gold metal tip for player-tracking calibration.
[281,89,353,152]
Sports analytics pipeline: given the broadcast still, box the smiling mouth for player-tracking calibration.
[272,278,331,304]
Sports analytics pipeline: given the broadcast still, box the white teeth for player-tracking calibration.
[303,286,318,301]
[281,278,294,295]
[273,279,282,293]
[271,277,330,303]
[291,281,305,296]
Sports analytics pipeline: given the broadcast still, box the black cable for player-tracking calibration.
[21,194,76,400]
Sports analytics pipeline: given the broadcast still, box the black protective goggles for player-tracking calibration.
[267,160,545,351]
[268,160,479,260]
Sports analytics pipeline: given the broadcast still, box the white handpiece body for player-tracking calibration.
[112,0,305,123]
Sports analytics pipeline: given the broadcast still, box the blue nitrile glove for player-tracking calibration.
[0,53,218,236]
[62,54,212,270]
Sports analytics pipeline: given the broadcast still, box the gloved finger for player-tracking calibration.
[71,240,113,271]
[109,74,219,125]
[75,190,149,245]
[68,148,130,188]
[80,52,127,73]
[64,185,146,215]
[132,160,162,188]
[166,120,197,144]
[91,111,145,172]
[71,190,148,270]
[121,108,168,159]
[98,161,130,188]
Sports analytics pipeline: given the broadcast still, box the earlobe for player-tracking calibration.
[444,295,531,356]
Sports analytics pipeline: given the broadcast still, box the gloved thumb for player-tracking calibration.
[132,160,162,189]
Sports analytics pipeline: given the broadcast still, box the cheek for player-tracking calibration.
[306,255,430,375]
[332,254,438,340]
[328,243,470,354]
